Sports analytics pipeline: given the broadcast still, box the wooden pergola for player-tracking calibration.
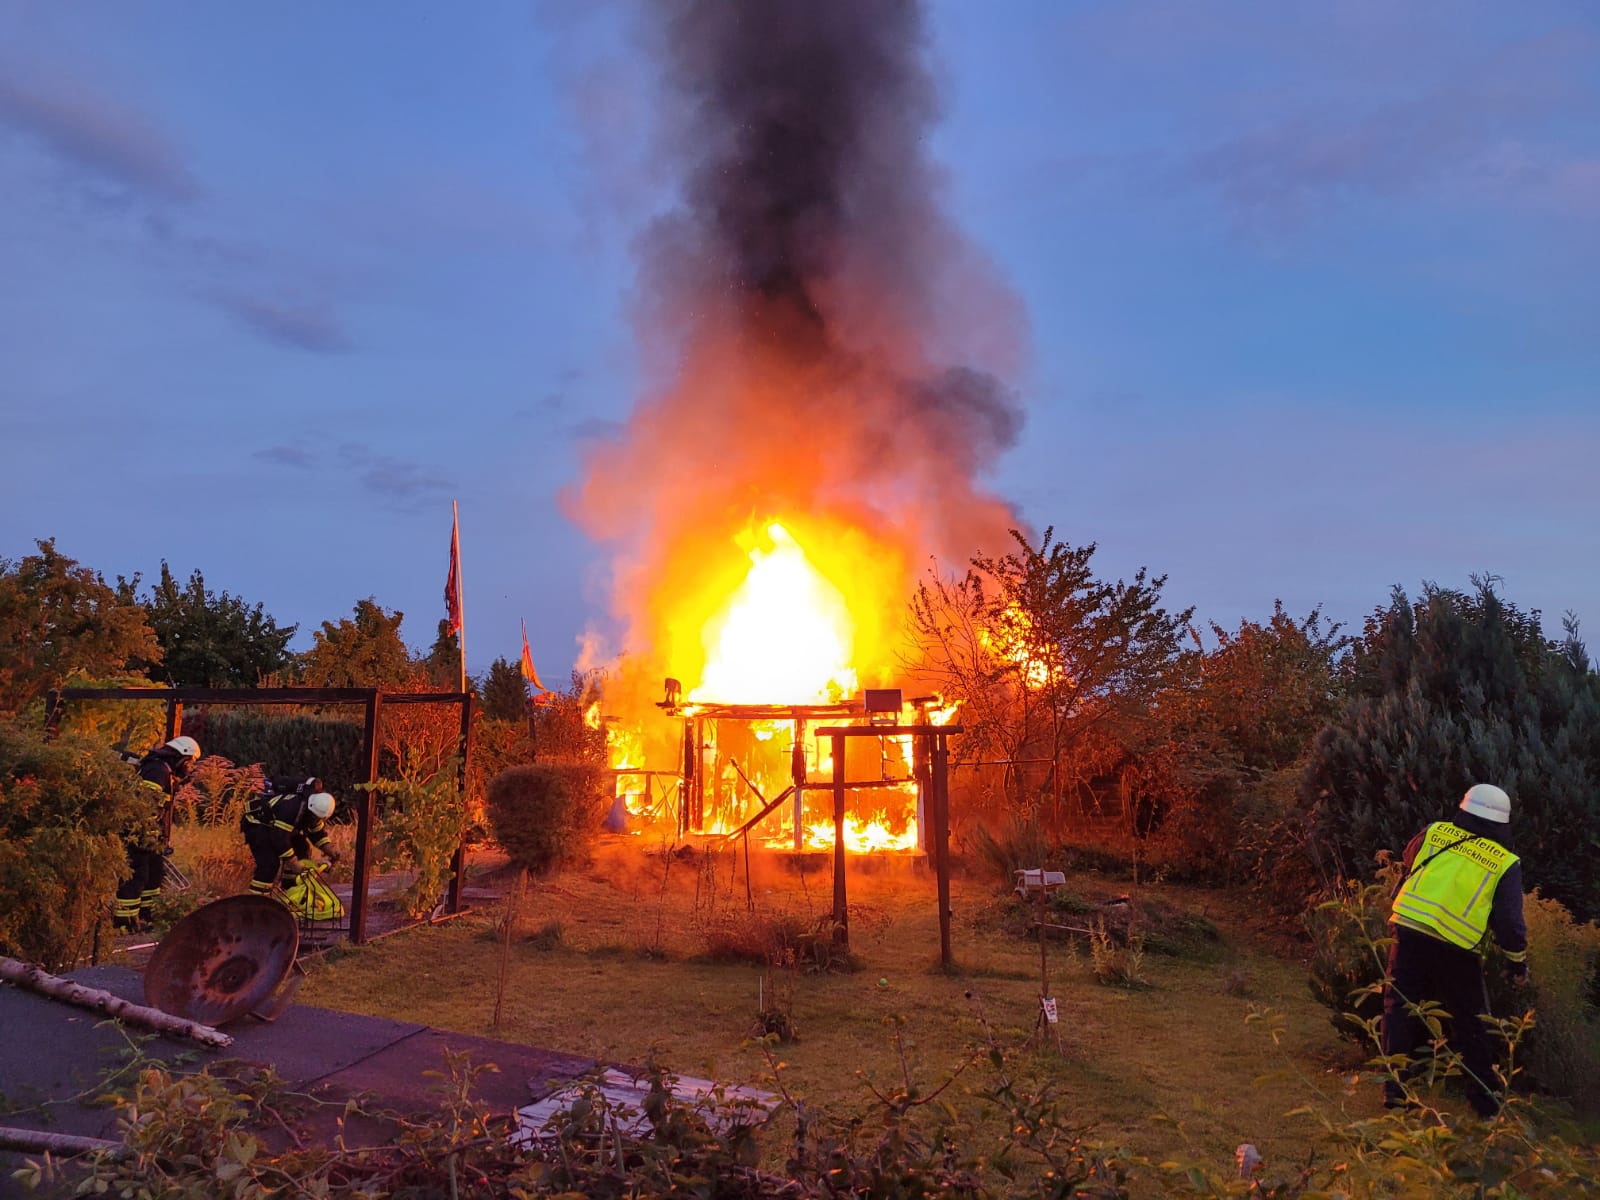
[43,686,473,945]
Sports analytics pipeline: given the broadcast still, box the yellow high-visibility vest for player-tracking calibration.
[1391,820,1518,951]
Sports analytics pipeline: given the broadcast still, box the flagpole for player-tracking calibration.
[452,499,466,695]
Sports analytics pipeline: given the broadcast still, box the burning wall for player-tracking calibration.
[564,0,1029,842]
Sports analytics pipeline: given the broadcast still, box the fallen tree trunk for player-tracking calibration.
[0,1125,129,1160]
[0,956,233,1048]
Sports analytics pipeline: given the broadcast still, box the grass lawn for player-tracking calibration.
[297,836,1374,1172]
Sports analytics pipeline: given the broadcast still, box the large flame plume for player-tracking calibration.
[565,0,1028,844]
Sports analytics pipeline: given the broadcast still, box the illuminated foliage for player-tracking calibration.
[909,528,1192,814]
[0,539,159,714]
[299,598,415,688]
[0,718,148,968]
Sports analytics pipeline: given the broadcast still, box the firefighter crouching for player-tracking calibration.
[113,736,200,931]
[241,776,341,897]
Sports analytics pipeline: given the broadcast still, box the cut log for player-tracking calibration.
[0,956,233,1048]
[0,1125,129,1160]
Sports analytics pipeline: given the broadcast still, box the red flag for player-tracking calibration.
[444,507,463,636]
[520,619,546,691]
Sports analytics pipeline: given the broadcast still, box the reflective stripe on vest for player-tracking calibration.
[1391,820,1518,951]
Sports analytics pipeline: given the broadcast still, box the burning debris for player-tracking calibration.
[567,0,1028,850]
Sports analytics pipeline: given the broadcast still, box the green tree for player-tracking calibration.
[0,539,160,714]
[480,656,528,723]
[299,599,415,688]
[1305,579,1600,920]
[122,563,296,687]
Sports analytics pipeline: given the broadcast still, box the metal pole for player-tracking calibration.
[446,693,473,914]
[350,690,383,945]
[932,732,953,968]
[832,731,848,946]
[452,500,466,696]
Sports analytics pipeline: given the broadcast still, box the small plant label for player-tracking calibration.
[1041,996,1058,1024]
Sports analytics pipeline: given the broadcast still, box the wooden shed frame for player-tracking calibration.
[43,686,474,945]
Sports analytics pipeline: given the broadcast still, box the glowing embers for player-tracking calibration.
[799,813,919,854]
[693,523,858,705]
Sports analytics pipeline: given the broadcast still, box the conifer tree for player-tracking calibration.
[1305,579,1600,920]
[481,656,529,723]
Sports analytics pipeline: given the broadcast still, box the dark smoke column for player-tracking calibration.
[570,0,1028,638]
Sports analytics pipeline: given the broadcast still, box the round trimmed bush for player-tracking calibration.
[486,763,607,877]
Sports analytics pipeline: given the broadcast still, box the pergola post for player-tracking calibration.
[446,693,473,914]
[350,689,383,945]
[815,723,963,967]
[932,731,953,968]
[831,730,848,946]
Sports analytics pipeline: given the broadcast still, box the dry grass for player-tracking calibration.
[299,835,1367,1169]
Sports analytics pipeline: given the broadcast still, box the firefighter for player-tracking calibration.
[1381,783,1529,1116]
[241,776,340,897]
[113,735,201,930]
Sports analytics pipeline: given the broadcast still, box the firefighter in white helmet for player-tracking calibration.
[113,736,201,930]
[1381,783,1529,1116]
[240,775,341,897]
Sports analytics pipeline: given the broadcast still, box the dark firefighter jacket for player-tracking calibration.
[242,778,334,864]
[134,745,187,844]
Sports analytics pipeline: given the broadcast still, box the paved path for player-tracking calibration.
[0,965,595,1193]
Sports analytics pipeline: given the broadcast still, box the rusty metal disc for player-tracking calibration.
[143,895,299,1026]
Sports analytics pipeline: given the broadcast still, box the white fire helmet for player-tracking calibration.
[165,736,201,760]
[307,792,336,820]
[1460,783,1511,824]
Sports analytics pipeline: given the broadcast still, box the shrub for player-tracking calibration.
[173,755,264,828]
[47,674,166,757]
[486,763,606,878]
[1228,764,1331,915]
[0,718,148,968]
[182,708,367,795]
[968,811,1053,885]
[368,763,471,919]
[1088,919,1147,987]
[170,824,255,900]
[1303,865,1397,1041]
[466,717,533,831]
[1489,892,1600,1104]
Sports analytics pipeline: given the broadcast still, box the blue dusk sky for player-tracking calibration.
[2,1,1596,680]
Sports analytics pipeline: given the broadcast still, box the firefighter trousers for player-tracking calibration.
[113,844,163,929]
[243,824,288,895]
[1381,926,1499,1116]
